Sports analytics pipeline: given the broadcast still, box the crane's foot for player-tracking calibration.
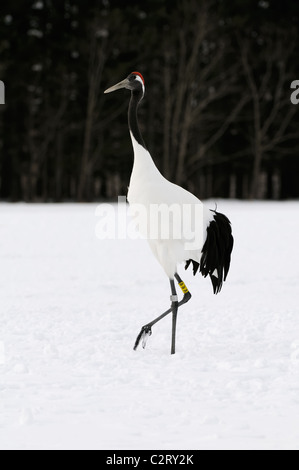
[133,325,152,350]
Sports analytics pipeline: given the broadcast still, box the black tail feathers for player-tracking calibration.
[185,210,234,294]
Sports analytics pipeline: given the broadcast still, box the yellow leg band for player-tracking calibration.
[178,281,189,294]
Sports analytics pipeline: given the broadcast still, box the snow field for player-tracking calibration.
[0,200,299,449]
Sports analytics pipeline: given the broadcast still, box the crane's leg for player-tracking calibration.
[170,279,178,355]
[133,273,191,352]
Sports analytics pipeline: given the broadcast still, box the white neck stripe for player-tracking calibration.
[135,75,145,96]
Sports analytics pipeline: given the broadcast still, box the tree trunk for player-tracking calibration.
[78,30,106,201]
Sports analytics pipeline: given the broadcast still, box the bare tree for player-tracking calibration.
[239,27,297,198]
[160,0,247,191]
[77,24,108,201]
[26,77,69,201]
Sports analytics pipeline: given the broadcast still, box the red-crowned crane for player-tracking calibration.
[104,72,233,354]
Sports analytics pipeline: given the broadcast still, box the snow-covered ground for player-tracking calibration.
[0,200,299,450]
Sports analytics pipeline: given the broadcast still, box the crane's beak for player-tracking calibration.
[104,78,130,94]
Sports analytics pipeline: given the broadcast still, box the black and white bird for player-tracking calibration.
[104,72,233,354]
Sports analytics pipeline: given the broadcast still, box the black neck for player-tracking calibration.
[128,89,147,149]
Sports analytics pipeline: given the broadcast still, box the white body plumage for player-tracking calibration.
[127,132,214,278]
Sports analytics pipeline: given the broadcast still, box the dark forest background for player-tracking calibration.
[0,0,298,202]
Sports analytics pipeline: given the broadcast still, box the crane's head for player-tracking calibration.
[104,72,145,98]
